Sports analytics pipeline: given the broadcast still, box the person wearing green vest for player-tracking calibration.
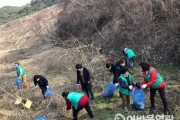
[139,62,169,115]
[62,91,94,120]
[118,67,135,113]
[14,62,28,88]
[123,48,136,69]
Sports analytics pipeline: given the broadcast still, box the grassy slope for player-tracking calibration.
[89,67,180,120]
[44,66,179,120]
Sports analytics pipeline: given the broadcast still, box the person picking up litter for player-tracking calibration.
[106,57,128,87]
[139,62,169,115]
[13,62,28,88]
[122,48,136,69]
[33,75,49,99]
[62,91,94,120]
[118,67,135,113]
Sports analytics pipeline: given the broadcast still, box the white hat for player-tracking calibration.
[124,48,128,52]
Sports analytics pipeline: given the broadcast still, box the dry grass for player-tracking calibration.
[0,0,179,119]
[56,0,180,65]
[0,38,179,119]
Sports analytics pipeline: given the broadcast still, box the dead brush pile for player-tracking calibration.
[43,39,110,87]
[55,0,180,66]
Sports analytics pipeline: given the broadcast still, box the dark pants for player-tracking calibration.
[40,87,47,97]
[81,83,94,99]
[119,92,130,109]
[150,87,168,111]
[72,102,94,120]
[128,57,135,69]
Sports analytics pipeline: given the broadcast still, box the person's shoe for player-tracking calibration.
[164,110,170,115]
[124,108,129,113]
[86,115,94,120]
[90,115,94,119]
[150,107,155,113]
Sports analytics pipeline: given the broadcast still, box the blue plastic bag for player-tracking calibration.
[131,88,145,110]
[34,117,48,120]
[44,88,53,98]
[103,82,116,98]
[15,77,23,88]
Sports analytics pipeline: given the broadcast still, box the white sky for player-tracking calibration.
[0,0,32,8]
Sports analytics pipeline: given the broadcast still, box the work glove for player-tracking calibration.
[90,77,94,83]
[18,76,21,79]
[129,85,133,90]
[77,84,80,86]
[141,84,147,89]
[46,86,49,88]
[63,107,67,112]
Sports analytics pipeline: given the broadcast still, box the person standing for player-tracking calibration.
[115,57,128,80]
[33,75,49,99]
[139,62,169,115]
[123,48,136,68]
[75,64,94,100]
[106,57,128,86]
[106,63,116,82]
[14,62,28,88]
[118,67,135,112]
[62,91,94,120]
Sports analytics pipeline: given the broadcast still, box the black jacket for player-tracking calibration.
[77,67,91,84]
[113,64,129,84]
[34,75,48,89]
[113,64,121,83]
[109,64,116,75]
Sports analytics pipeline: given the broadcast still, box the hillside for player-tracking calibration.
[0,0,56,25]
[56,0,180,66]
[0,0,180,120]
[0,6,22,24]
[0,4,67,119]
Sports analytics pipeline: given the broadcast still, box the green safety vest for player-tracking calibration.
[67,92,84,110]
[125,49,136,59]
[145,68,163,88]
[119,74,132,95]
[16,66,26,77]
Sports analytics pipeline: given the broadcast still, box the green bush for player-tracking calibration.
[0,0,55,25]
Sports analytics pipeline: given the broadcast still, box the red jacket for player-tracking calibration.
[65,95,88,110]
[142,66,165,88]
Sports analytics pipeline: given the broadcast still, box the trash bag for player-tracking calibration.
[103,82,116,98]
[44,88,53,98]
[131,88,145,110]
[34,116,48,120]
[15,77,23,89]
